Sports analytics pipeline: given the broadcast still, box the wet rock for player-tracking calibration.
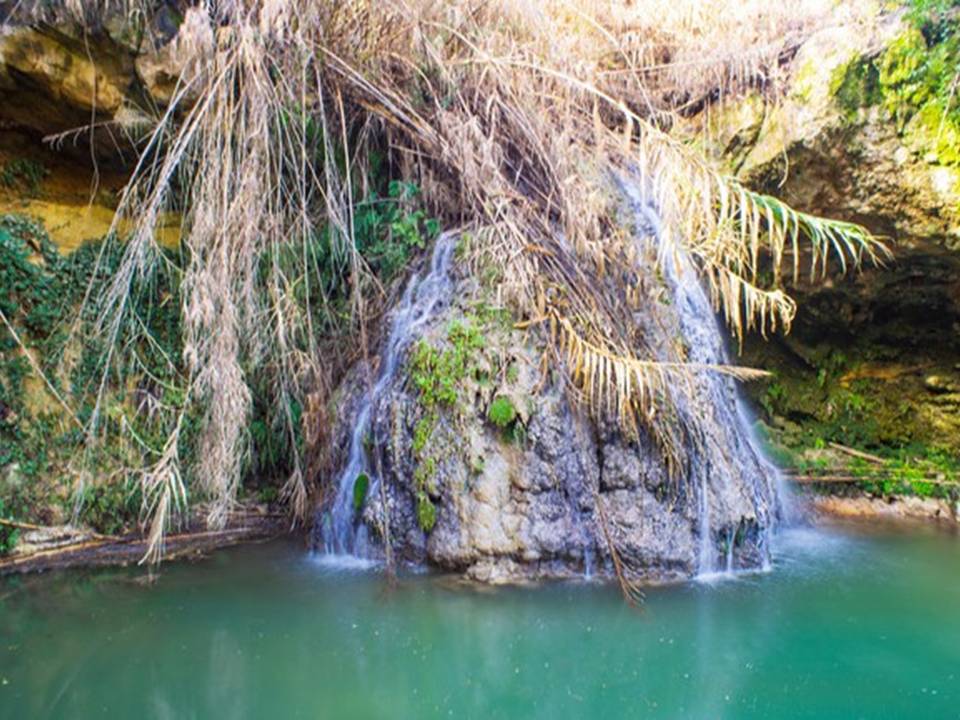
[316,241,777,584]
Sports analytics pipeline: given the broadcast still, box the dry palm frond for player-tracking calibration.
[631,128,887,347]
[595,492,645,607]
[701,262,798,345]
[551,310,769,471]
[552,311,768,424]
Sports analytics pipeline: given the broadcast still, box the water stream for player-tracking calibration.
[624,180,783,577]
[321,233,458,559]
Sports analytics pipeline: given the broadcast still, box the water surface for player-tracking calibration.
[1,526,958,719]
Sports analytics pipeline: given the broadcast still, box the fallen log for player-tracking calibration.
[826,442,886,465]
[786,473,959,486]
[0,513,289,576]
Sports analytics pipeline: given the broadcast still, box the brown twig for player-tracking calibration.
[595,493,645,607]
[826,442,885,465]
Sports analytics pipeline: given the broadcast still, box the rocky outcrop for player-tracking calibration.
[695,8,959,251]
[0,9,188,159]
[810,493,958,527]
[0,17,185,250]
[316,236,777,584]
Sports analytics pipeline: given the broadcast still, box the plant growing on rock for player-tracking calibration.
[407,318,488,531]
[487,397,517,430]
[486,396,526,444]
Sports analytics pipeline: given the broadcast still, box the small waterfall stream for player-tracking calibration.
[321,233,458,559]
[624,179,783,578]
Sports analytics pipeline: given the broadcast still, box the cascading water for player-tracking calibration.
[623,179,784,578]
[320,233,458,559]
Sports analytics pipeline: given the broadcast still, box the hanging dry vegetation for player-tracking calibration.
[5,0,889,560]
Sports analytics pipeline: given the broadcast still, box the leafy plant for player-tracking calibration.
[0,214,189,543]
[0,497,18,555]
[0,158,48,195]
[354,181,441,281]
[352,472,369,512]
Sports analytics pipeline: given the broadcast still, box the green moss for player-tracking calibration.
[853,445,960,500]
[830,7,960,170]
[745,320,960,501]
[830,58,881,119]
[487,396,517,428]
[877,29,933,123]
[412,415,434,454]
[410,318,486,411]
[416,492,437,532]
[407,315,493,529]
[906,103,960,165]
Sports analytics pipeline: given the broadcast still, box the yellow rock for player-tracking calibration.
[0,28,127,114]
[0,134,180,252]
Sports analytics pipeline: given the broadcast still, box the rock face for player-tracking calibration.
[697,7,959,251]
[684,6,960,457]
[0,12,188,160]
[315,223,778,584]
[0,19,186,251]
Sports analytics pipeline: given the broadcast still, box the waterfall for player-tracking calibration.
[320,233,459,559]
[623,179,784,578]
[317,181,784,579]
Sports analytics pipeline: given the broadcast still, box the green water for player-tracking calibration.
[1,527,958,719]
